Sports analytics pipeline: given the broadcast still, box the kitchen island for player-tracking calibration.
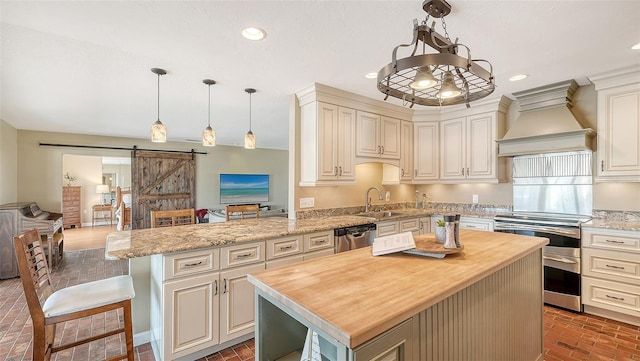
[249,230,548,361]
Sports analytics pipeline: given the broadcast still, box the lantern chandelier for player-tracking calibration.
[377,0,495,108]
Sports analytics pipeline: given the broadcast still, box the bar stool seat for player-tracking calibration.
[43,275,134,317]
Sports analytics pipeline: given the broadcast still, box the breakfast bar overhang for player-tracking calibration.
[248,230,549,361]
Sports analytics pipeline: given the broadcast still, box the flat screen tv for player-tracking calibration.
[220,173,269,204]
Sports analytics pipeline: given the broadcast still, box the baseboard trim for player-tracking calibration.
[134,330,151,347]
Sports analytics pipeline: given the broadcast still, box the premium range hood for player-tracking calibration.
[496,80,596,157]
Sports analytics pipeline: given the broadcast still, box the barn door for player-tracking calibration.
[130,151,195,229]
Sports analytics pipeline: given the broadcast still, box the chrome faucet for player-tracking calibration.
[365,187,383,213]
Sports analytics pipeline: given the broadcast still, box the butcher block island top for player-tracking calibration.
[249,230,549,353]
[105,215,373,259]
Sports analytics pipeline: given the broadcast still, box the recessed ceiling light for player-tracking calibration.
[242,27,266,41]
[632,42,640,50]
[365,72,378,79]
[509,74,528,82]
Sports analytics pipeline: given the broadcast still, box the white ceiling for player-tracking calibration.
[1,1,639,150]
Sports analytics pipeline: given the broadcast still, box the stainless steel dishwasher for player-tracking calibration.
[334,223,377,253]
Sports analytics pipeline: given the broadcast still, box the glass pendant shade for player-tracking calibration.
[151,119,167,142]
[244,130,256,149]
[410,66,437,90]
[202,79,217,147]
[437,71,462,99]
[203,126,216,146]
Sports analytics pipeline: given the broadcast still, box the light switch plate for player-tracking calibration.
[472,194,479,204]
[300,197,315,208]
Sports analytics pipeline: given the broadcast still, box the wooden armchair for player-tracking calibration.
[14,229,135,361]
[151,209,195,228]
[225,204,260,221]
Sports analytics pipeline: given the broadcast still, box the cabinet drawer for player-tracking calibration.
[460,217,494,231]
[303,230,334,252]
[266,254,304,269]
[377,221,399,237]
[582,276,640,316]
[303,248,335,261]
[164,248,219,281]
[221,242,265,269]
[582,248,640,284]
[400,218,420,233]
[266,235,303,260]
[63,206,80,212]
[582,228,640,253]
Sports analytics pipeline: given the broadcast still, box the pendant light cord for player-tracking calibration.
[208,84,211,127]
[249,92,252,131]
[157,74,160,121]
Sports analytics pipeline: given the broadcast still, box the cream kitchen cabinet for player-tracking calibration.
[382,120,414,185]
[356,111,401,160]
[440,111,506,183]
[581,227,640,326]
[299,101,356,186]
[418,217,431,234]
[151,248,221,360]
[413,122,439,182]
[219,263,265,343]
[591,68,640,182]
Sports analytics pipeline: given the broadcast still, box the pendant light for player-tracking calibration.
[244,88,256,149]
[202,79,216,147]
[377,0,495,108]
[150,68,167,142]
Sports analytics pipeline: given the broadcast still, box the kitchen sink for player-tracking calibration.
[357,211,406,219]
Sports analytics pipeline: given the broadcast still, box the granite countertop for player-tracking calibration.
[582,219,640,232]
[106,215,376,259]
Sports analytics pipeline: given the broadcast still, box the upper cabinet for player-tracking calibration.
[413,122,439,182]
[299,101,356,186]
[356,111,401,160]
[591,67,640,182]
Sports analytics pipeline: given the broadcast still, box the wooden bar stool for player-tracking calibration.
[225,204,260,221]
[150,208,195,228]
[14,229,135,361]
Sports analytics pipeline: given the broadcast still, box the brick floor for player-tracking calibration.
[0,248,637,360]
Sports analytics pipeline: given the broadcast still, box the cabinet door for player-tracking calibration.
[317,102,339,181]
[337,107,356,180]
[377,221,400,237]
[356,111,381,157]
[380,117,401,159]
[414,122,439,181]
[419,217,431,234]
[399,121,413,181]
[353,318,415,361]
[440,118,466,180]
[219,263,265,343]
[597,84,640,180]
[466,113,496,179]
[163,273,219,358]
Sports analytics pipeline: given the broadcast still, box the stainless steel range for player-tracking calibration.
[495,151,593,312]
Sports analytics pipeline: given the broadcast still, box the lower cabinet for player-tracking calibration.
[353,318,417,361]
[581,227,640,326]
[219,263,266,343]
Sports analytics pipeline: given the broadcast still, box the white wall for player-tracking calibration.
[0,119,18,204]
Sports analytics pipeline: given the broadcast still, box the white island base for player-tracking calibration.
[250,231,546,361]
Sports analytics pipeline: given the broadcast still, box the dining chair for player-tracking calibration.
[151,208,195,228]
[225,204,260,221]
[13,229,135,361]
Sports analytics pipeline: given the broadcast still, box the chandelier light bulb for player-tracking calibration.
[410,66,438,90]
[437,71,462,99]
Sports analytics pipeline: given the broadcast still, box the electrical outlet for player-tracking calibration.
[299,197,315,208]
[472,194,479,204]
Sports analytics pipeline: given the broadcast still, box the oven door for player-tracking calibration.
[495,226,582,312]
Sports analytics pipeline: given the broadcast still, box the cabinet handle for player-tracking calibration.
[335,166,338,176]
[313,239,327,245]
[214,280,218,295]
[401,169,405,176]
[377,145,381,154]
[462,168,465,175]
[419,221,423,230]
[279,245,293,251]
[339,166,343,176]
[223,279,227,294]
[605,239,624,244]
[235,253,253,259]
[414,169,417,177]
[183,261,203,267]
[466,168,469,176]
[605,294,624,301]
[601,160,604,172]
[605,264,625,270]
[381,145,385,154]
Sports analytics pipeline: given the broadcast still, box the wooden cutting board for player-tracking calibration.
[412,233,463,254]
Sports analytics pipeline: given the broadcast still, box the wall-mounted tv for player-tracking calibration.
[220,173,269,204]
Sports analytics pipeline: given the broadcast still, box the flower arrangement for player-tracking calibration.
[64,172,77,186]
[436,219,445,227]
